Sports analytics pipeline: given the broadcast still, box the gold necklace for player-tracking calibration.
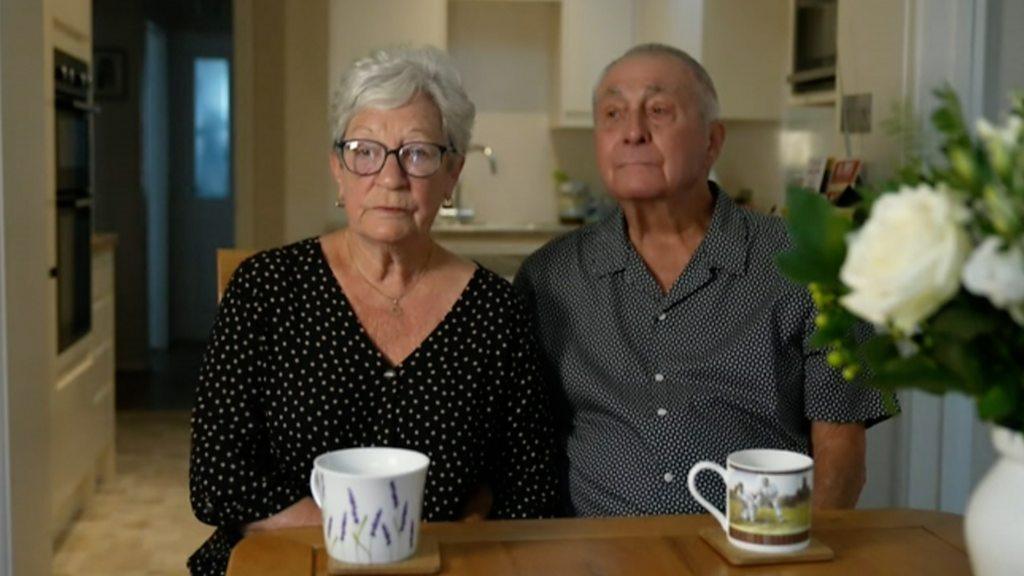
[346,235,434,316]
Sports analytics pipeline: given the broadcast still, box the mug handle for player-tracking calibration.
[309,468,323,509]
[687,461,728,531]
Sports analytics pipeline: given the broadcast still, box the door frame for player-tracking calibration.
[0,10,11,569]
[168,31,234,342]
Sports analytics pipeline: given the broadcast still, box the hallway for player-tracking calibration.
[52,411,211,575]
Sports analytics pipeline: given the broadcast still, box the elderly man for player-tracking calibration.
[515,44,890,517]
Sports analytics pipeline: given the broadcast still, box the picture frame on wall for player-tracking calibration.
[93,48,126,100]
[825,158,863,205]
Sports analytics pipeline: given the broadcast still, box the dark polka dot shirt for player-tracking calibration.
[514,185,891,518]
[187,238,559,575]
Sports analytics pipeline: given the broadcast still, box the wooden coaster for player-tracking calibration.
[326,534,441,575]
[699,527,834,566]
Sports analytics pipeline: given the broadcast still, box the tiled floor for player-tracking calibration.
[52,411,213,576]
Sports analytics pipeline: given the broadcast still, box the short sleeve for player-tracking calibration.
[800,292,895,428]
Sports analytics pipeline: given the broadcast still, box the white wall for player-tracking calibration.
[1,0,54,572]
[449,1,560,225]
[283,0,333,242]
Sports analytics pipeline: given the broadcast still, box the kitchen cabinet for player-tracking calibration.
[832,0,910,181]
[636,0,788,121]
[702,0,788,120]
[50,0,91,38]
[51,238,116,540]
[787,0,838,105]
[47,0,92,61]
[328,0,447,93]
[553,0,635,127]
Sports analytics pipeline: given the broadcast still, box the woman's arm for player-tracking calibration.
[485,301,562,519]
[189,259,311,531]
[243,497,322,534]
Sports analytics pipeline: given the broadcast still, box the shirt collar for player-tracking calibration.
[582,182,749,278]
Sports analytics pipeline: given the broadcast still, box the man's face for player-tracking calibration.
[593,54,723,202]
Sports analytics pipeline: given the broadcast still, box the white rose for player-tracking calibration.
[839,184,970,333]
[962,236,1024,325]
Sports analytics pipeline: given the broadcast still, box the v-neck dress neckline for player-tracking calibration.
[314,240,483,370]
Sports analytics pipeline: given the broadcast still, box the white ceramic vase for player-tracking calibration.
[964,425,1024,576]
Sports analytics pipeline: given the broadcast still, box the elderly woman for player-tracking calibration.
[188,46,560,575]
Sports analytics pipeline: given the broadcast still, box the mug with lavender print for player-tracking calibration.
[310,447,430,564]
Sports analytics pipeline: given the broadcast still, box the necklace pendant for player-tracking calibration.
[389,301,403,316]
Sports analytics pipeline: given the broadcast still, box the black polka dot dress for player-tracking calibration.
[187,238,560,575]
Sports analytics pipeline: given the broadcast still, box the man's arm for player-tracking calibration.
[811,421,866,509]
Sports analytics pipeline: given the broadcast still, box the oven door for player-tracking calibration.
[56,195,93,353]
[55,98,91,193]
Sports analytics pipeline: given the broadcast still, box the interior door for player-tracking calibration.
[169,32,234,342]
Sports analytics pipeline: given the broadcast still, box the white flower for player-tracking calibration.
[976,116,1023,148]
[839,184,971,333]
[962,236,1024,325]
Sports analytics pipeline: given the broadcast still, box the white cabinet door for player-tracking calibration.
[634,0,788,121]
[328,0,448,99]
[703,0,787,120]
[556,0,635,127]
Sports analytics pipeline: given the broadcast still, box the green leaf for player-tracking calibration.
[978,385,1016,421]
[929,299,1000,340]
[869,355,962,395]
[856,335,899,372]
[931,336,985,395]
[776,251,834,286]
[808,310,856,349]
[882,390,901,416]
[777,187,852,291]
[931,86,972,150]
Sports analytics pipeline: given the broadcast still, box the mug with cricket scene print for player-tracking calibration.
[687,449,814,553]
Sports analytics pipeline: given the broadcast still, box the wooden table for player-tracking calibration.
[227,508,971,575]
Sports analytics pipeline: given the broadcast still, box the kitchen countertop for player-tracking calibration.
[431,222,578,236]
[91,233,118,253]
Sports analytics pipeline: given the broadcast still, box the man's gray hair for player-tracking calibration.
[331,45,476,155]
[593,43,720,124]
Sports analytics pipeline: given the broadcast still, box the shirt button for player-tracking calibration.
[656,408,668,417]
[383,370,396,379]
[663,472,675,483]
[654,373,665,383]
[657,313,667,322]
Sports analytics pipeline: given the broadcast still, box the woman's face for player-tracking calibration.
[331,92,463,245]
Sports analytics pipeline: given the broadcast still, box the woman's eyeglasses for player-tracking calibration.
[334,139,450,178]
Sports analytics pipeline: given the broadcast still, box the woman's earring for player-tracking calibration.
[335,197,345,208]
[442,195,454,209]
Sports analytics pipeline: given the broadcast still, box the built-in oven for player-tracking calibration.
[54,49,96,353]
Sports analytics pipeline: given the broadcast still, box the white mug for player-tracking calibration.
[687,449,813,553]
[310,447,430,564]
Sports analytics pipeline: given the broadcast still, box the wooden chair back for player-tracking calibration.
[217,248,258,302]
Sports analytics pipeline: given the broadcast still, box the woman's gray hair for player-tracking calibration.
[593,43,720,125]
[331,45,476,155]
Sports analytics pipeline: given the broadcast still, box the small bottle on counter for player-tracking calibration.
[554,170,590,225]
